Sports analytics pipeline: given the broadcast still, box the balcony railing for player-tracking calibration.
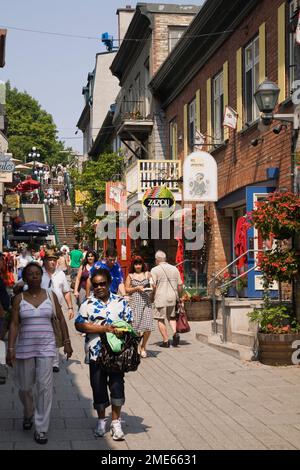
[116,100,147,121]
[126,159,182,198]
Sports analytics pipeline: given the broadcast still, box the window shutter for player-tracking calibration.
[174,122,178,160]
[196,89,201,133]
[206,78,212,148]
[223,61,229,140]
[259,23,266,84]
[236,48,243,131]
[278,3,286,103]
[183,104,188,157]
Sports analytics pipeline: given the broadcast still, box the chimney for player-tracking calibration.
[116,5,135,47]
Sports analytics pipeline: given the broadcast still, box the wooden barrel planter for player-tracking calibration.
[184,299,212,322]
[258,332,300,366]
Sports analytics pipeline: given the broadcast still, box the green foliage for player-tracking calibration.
[70,153,124,243]
[5,81,68,163]
[248,304,300,334]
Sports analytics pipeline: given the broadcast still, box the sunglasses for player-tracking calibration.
[92,281,108,288]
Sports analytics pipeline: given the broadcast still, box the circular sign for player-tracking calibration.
[142,186,175,220]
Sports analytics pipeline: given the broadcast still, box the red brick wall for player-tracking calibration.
[163,0,293,278]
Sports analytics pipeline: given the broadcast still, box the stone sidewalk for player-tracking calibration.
[1,321,300,450]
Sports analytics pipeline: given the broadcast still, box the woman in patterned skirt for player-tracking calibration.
[125,256,154,358]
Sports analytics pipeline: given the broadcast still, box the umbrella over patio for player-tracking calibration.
[14,221,52,234]
[15,178,40,193]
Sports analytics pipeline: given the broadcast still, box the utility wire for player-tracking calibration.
[0,24,236,42]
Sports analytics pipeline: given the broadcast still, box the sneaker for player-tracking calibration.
[110,419,125,441]
[172,333,180,347]
[34,431,48,445]
[94,418,107,437]
[23,416,33,431]
[159,341,170,348]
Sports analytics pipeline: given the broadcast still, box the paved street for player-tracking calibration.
[2,320,300,450]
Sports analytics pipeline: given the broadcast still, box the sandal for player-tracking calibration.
[34,431,48,445]
[141,349,147,358]
[23,417,33,430]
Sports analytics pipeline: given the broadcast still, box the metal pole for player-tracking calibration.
[212,273,217,334]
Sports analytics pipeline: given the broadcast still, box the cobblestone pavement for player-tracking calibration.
[1,320,300,450]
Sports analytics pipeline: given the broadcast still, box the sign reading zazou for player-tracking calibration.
[183,151,218,202]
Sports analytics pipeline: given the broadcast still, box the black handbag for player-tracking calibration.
[98,332,142,373]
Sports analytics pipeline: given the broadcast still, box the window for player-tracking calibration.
[213,71,224,143]
[188,99,196,152]
[289,0,298,93]
[244,36,260,124]
[168,27,187,53]
[169,119,177,160]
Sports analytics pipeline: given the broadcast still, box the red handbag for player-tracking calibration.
[176,302,191,334]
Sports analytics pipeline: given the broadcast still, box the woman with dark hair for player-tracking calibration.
[6,262,73,445]
[75,268,132,441]
[125,256,154,358]
[74,250,98,305]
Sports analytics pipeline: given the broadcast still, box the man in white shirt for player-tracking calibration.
[42,249,74,372]
[151,251,183,348]
[16,248,33,280]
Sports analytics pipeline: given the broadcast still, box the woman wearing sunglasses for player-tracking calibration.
[75,268,132,441]
[125,256,154,358]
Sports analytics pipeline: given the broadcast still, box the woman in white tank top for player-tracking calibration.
[6,262,73,445]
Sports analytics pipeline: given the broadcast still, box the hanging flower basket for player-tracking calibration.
[249,191,300,240]
[258,248,300,284]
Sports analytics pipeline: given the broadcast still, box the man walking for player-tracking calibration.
[69,244,84,284]
[86,248,126,297]
[41,249,74,372]
[151,251,183,348]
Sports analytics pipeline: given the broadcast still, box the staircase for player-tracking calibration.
[50,204,77,247]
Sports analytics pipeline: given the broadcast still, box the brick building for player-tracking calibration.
[150,0,298,298]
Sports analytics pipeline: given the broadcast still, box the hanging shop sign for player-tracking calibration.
[0,153,15,172]
[142,185,176,220]
[183,151,218,202]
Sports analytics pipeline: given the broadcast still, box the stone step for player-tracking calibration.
[231,330,256,348]
[196,330,256,361]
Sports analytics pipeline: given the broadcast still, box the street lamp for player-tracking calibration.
[27,146,41,173]
[254,78,299,129]
[44,191,59,225]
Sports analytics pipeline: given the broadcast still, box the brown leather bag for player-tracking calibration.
[176,302,191,334]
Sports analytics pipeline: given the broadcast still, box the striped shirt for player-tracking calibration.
[16,294,56,359]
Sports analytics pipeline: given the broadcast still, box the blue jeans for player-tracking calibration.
[89,362,125,411]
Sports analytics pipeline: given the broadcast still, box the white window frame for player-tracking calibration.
[168,26,187,53]
[289,0,298,93]
[244,36,260,124]
[188,98,196,152]
[169,119,177,160]
[213,71,224,143]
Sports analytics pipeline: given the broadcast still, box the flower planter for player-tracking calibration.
[258,332,300,366]
[184,299,212,321]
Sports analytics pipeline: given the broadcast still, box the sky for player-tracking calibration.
[0,0,202,154]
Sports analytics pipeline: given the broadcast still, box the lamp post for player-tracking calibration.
[254,78,300,320]
[27,146,41,175]
[44,191,58,225]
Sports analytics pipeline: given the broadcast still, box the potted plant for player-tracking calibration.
[182,288,212,321]
[235,275,248,298]
[248,297,300,365]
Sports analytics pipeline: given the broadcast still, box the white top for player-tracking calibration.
[60,245,70,253]
[41,269,71,304]
[151,262,183,308]
[17,255,33,269]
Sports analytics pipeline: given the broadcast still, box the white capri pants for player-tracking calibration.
[15,357,54,433]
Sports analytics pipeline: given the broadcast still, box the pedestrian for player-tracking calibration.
[16,247,33,280]
[125,255,154,358]
[151,251,183,348]
[0,252,10,341]
[86,248,126,297]
[74,250,98,305]
[6,262,73,444]
[75,268,132,440]
[69,244,84,285]
[57,249,70,275]
[41,249,74,373]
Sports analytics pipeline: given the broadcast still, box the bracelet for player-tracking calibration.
[64,339,71,344]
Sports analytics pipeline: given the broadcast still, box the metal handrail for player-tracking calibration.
[211,249,264,338]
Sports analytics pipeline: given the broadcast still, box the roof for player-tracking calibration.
[0,29,7,68]
[111,3,200,82]
[150,0,260,107]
